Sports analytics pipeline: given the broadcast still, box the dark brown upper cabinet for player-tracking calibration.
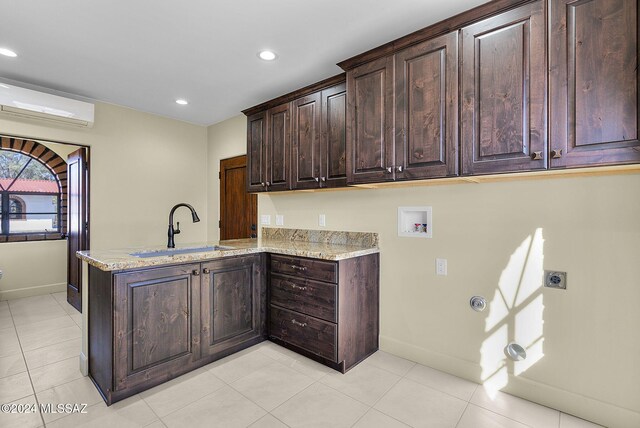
[461,0,547,175]
[292,83,347,189]
[246,103,291,192]
[346,56,395,184]
[549,0,640,168]
[246,111,266,192]
[394,31,459,180]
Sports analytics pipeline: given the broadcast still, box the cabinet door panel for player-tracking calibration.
[247,112,266,192]
[321,83,347,188]
[201,255,264,356]
[114,264,199,391]
[395,31,458,179]
[292,93,322,189]
[347,56,394,183]
[267,103,291,191]
[461,1,546,174]
[550,0,639,167]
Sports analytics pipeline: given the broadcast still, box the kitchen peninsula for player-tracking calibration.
[77,228,379,405]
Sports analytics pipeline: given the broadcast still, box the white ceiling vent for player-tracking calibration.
[0,84,94,127]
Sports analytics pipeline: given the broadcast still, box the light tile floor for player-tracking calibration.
[0,293,603,428]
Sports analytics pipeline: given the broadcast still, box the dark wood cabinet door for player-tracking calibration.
[395,31,458,180]
[461,1,546,175]
[246,112,267,192]
[200,255,265,356]
[321,83,347,188]
[266,103,291,191]
[549,0,639,168]
[347,55,395,183]
[292,92,322,189]
[113,264,200,392]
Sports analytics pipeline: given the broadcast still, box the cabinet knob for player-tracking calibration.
[531,151,543,160]
[321,177,326,182]
[385,167,393,173]
[192,269,200,276]
[266,181,271,187]
[314,177,319,182]
[261,182,266,187]
[396,166,404,172]
[202,268,210,274]
[551,149,563,159]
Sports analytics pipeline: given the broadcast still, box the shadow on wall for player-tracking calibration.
[481,228,545,398]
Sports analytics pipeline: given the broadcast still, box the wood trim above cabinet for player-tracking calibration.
[337,0,534,71]
[242,74,346,116]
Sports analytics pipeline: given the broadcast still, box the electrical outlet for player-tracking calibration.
[436,258,447,276]
[275,215,284,226]
[319,214,326,227]
[544,270,567,289]
[260,215,271,225]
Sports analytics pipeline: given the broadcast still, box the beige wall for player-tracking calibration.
[206,115,248,243]
[0,102,208,299]
[208,114,640,427]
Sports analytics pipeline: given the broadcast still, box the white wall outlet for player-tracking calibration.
[319,214,326,227]
[260,214,271,225]
[275,215,284,226]
[436,258,448,276]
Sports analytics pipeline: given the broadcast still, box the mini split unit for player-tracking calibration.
[0,83,94,127]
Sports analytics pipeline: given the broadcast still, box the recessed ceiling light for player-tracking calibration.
[258,50,277,61]
[0,48,17,58]
[175,99,188,105]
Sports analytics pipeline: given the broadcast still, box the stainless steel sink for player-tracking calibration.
[130,245,235,258]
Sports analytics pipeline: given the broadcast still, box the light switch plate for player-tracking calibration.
[436,258,447,276]
[319,214,326,227]
[260,215,271,225]
[275,215,284,226]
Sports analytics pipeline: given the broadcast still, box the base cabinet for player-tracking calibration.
[268,253,379,372]
[89,254,266,405]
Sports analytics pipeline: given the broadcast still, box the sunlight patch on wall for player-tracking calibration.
[481,228,545,398]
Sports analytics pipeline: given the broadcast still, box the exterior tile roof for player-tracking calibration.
[0,178,59,193]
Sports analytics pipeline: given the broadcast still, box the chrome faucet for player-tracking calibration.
[168,203,200,248]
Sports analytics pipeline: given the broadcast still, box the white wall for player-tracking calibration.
[0,102,208,299]
[207,114,640,428]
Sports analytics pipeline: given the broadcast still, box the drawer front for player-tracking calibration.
[270,255,337,283]
[270,274,336,322]
[269,305,337,361]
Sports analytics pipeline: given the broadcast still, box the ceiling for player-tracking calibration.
[0,0,486,126]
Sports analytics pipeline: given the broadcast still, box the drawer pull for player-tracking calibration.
[289,283,307,291]
[290,265,307,271]
[291,319,307,328]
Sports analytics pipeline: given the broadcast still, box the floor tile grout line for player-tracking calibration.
[454,400,472,428]
[465,401,537,427]
[6,301,47,428]
[21,335,82,358]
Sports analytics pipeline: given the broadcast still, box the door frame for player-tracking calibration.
[219,155,257,240]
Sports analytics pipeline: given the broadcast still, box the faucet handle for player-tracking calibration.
[175,221,181,234]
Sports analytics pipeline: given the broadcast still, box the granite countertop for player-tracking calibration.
[77,228,379,272]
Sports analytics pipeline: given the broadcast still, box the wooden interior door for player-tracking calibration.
[67,148,88,312]
[220,155,257,240]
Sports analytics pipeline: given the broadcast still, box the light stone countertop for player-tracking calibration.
[77,236,379,272]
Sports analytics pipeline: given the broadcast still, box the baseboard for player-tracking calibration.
[380,335,640,428]
[79,351,88,376]
[0,282,66,301]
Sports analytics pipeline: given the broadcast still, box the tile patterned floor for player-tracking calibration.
[0,293,603,428]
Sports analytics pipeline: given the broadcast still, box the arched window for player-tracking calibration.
[0,138,66,241]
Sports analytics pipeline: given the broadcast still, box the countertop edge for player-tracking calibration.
[77,245,379,272]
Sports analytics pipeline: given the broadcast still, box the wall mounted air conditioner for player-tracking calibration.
[0,83,94,127]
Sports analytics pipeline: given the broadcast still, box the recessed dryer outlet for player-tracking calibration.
[398,206,432,238]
